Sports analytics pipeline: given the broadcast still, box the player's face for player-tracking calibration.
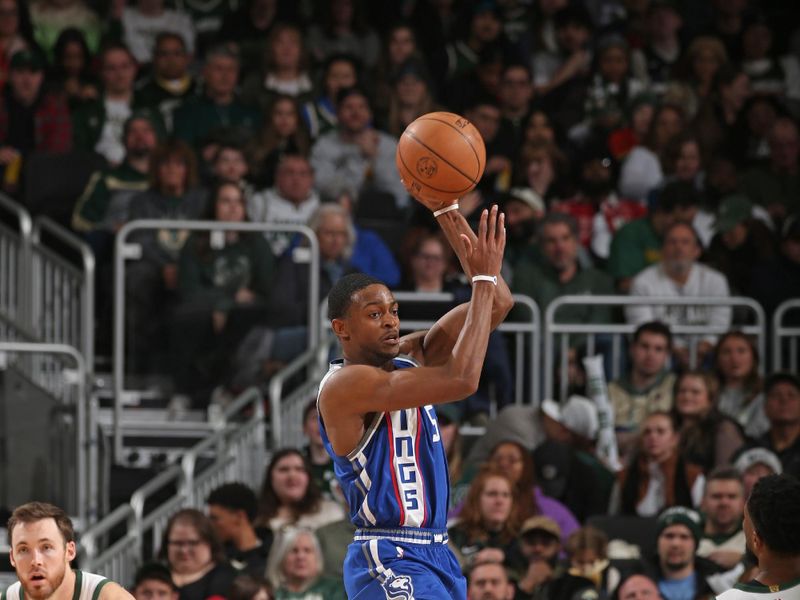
[467,562,514,600]
[281,532,319,582]
[166,522,213,575]
[341,284,400,364]
[271,453,310,504]
[9,518,75,600]
[134,579,178,600]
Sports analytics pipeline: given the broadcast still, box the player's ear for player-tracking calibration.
[65,540,77,562]
[8,549,16,568]
[332,318,349,340]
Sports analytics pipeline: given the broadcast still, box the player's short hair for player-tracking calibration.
[133,562,177,591]
[7,501,75,546]
[207,483,259,522]
[632,321,672,347]
[327,272,385,320]
[747,474,800,555]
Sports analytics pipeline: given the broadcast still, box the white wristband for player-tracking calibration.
[472,275,498,286]
[432,203,459,217]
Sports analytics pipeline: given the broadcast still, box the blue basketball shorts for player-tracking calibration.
[343,528,466,600]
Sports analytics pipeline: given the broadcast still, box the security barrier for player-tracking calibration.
[772,299,800,373]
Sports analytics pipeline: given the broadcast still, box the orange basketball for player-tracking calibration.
[396,111,486,208]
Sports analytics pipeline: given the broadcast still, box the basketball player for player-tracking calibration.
[2,502,134,600]
[716,474,800,600]
[318,204,513,599]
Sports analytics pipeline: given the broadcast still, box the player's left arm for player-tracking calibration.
[98,582,136,600]
[401,206,514,365]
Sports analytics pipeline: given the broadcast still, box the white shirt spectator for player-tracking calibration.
[625,262,732,347]
[122,6,195,64]
[247,187,320,256]
[619,146,663,201]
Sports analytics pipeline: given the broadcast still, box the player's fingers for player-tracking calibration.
[487,204,498,241]
[460,233,473,256]
[478,208,488,242]
[497,212,507,252]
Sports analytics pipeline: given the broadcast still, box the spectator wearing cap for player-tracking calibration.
[610,322,676,462]
[696,468,746,570]
[752,373,800,478]
[611,411,705,517]
[173,44,261,153]
[515,516,598,600]
[120,0,195,66]
[750,214,800,322]
[0,47,71,195]
[501,186,546,273]
[132,562,179,600]
[512,212,614,347]
[733,448,782,498]
[310,86,407,210]
[536,396,615,521]
[625,221,732,369]
[647,507,725,600]
[550,143,647,261]
[377,58,441,138]
[134,32,198,132]
[740,117,800,224]
[704,194,777,297]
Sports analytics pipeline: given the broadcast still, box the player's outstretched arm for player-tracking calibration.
[320,207,504,455]
[402,202,513,365]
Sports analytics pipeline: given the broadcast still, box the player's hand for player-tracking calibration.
[463,204,505,277]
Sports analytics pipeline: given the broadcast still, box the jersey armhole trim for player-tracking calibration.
[346,412,383,461]
[90,579,110,600]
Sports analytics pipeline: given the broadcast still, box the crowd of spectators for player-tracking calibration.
[2,0,800,599]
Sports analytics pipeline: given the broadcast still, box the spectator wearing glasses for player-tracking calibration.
[158,509,237,600]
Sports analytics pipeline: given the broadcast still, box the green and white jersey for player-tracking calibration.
[717,577,800,600]
[1,570,109,600]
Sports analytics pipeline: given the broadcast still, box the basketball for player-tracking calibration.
[396,111,486,209]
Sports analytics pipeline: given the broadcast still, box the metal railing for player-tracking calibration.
[0,193,33,338]
[81,387,266,585]
[267,291,542,449]
[544,295,767,401]
[113,220,319,459]
[0,342,95,525]
[773,299,800,373]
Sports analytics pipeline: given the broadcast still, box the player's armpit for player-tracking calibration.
[99,582,136,600]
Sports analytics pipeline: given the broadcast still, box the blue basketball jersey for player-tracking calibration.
[317,357,451,530]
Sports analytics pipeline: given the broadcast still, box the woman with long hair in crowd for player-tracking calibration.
[265,527,345,599]
[249,94,310,188]
[672,370,745,472]
[300,53,359,140]
[255,448,344,534]
[448,467,525,572]
[715,331,770,437]
[50,27,97,108]
[380,59,440,138]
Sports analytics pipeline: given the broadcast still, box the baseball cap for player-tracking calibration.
[733,448,783,476]
[507,187,546,214]
[520,515,562,540]
[713,194,753,233]
[9,49,45,72]
[541,396,599,440]
[657,507,703,546]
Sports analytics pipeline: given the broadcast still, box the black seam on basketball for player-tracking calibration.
[413,116,484,175]
[403,127,481,185]
[398,151,476,194]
